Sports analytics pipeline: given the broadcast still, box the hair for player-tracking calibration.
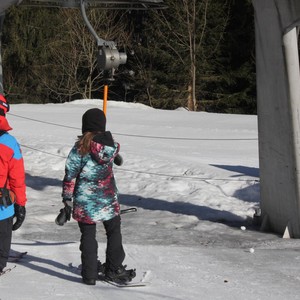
[76,131,99,156]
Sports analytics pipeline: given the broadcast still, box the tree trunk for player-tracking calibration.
[187,84,193,110]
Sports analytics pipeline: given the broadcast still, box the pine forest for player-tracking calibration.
[2,0,256,114]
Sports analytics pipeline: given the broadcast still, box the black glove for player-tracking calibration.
[114,154,123,166]
[12,204,26,231]
[55,200,72,226]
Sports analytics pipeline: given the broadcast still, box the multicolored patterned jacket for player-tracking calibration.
[62,132,120,223]
[0,117,27,221]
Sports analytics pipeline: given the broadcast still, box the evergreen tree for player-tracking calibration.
[204,0,256,114]
[2,7,62,103]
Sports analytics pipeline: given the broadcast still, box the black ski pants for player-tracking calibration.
[78,215,125,280]
[0,217,13,271]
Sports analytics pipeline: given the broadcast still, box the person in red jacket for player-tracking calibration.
[0,94,27,274]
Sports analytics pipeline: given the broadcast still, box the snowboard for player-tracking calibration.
[69,263,151,287]
[97,270,151,288]
[8,250,27,262]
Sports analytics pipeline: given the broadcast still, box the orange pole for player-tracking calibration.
[103,84,108,115]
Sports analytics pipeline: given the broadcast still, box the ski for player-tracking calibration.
[0,265,16,276]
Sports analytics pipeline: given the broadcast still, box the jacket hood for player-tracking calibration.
[90,131,119,164]
[92,131,115,147]
[0,116,12,131]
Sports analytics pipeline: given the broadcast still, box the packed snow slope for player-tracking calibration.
[1,100,300,300]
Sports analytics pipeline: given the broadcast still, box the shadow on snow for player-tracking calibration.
[210,164,260,203]
[120,194,246,228]
[25,173,61,191]
[10,241,80,282]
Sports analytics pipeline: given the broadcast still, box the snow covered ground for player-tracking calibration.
[1,100,300,299]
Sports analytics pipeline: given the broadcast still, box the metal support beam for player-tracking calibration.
[19,0,167,10]
[80,0,127,74]
[80,0,112,47]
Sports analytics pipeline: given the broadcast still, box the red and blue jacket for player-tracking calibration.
[0,115,26,221]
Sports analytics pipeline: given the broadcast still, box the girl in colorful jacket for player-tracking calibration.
[62,108,135,285]
[0,94,27,274]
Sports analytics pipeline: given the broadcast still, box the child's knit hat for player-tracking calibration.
[82,108,106,134]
